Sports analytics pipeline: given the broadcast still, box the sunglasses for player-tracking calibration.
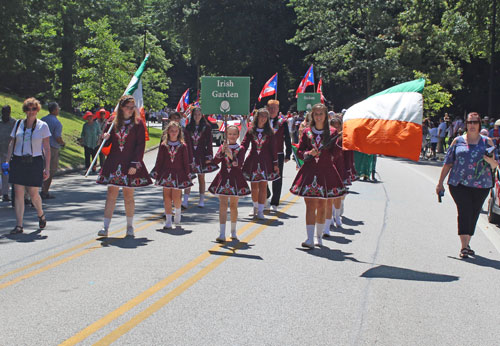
[466,120,480,124]
[25,107,37,111]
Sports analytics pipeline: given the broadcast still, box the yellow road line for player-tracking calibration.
[0,196,212,282]
[0,214,160,281]
[93,196,300,346]
[59,193,294,346]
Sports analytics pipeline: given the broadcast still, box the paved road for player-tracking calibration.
[1,150,499,346]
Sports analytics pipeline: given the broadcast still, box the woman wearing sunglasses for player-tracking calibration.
[436,112,499,258]
[5,98,51,234]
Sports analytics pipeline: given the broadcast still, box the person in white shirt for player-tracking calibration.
[5,98,51,234]
[429,122,439,160]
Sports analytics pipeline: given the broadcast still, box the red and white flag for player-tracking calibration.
[295,64,314,98]
[176,88,190,112]
[317,78,326,104]
[258,73,278,101]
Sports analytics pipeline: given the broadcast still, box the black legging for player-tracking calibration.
[84,146,98,169]
[449,184,490,235]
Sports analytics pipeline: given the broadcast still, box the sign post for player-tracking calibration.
[297,92,321,112]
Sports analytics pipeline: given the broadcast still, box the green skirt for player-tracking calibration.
[354,151,375,178]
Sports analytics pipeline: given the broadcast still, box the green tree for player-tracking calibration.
[73,17,133,109]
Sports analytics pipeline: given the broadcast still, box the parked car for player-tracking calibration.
[487,167,500,223]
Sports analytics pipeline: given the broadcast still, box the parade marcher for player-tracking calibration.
[267,100,292,211]
[1,105,16,202]
[354,151,376,181]
[290,103,346,248]
[150,121,193,229]
[437,112,498,258]
[209,125,251,242]
[5,98,51,234]
[241,108,279,219]
[96,95,152,237]
[437,117,447,154]
[79,111,101,174]
[96,108,111,169]
[183,107,217,208]
[41,101,65,199]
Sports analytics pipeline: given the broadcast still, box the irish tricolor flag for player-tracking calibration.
[342,78,425,161]
[125,54,149,140]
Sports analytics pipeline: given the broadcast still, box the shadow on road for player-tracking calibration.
[361,265,459,282]
[0,229,48,243]
[448,254,500,270]
[323,235,352,244]
[297,246,363,263]
[341,216,364,227]
[156,227,193,236]
[97,236,153,249]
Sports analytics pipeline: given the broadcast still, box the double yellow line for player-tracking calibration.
[0,196,214,290]
[60,193,299,346]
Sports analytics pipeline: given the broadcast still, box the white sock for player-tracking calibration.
[126,216,133,228]
[335,208,342,226]
[183,193,189,203]
[219,223,226,238]
[340,200,345,216]
[324,219,332,235]
[200,194,205,203]
[103,217,111,230]
[258,204,264,214]
[165,214,172,227]
[174,208,181,223]
[306,225,315,243]
[253,201,258,209]
[316,223,325,237]
[230,222,237,238]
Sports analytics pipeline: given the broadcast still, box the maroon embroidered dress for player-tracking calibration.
[332,137,352,186]
[343,149,357,182]
[208,144,251,196]
[241,129,279,182]
[97,120,152,187]
[290,127,346,198]
[186,124,218,174]
[150,141,193,189]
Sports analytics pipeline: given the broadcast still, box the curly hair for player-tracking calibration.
[22,97,41,113]
[114,95,139,131]
[249,108,273,136]
[162,121,185,145]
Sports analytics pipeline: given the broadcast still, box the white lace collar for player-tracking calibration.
[228,143,239,149]
[256,128,264,133]
[124,119,132,125]
[312,127,324,134]
[167,140,180,146]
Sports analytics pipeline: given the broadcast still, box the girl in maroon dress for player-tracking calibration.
[150,121,193,229]
[241,108,279,219]
[97,95,152,238]
[183,107,217,208]
[290,103,347,248]
[209,125,251,242]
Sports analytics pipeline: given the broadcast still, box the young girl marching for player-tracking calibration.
[97,95,152,237]
[150,121,193,229]
[183,107,218,208]
[241,108,280,219]
[290,103,347,248]
[322,115,349,236]
[209,125,251,242]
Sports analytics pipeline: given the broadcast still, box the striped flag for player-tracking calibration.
[258,73,278,101]
[176,88,190,112]
[295,64,314,98]
[317,78,326,104]
[342,78,425,161]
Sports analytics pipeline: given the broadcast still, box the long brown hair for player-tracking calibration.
[161,121,185,145]
[310,103,331,145]
[250,108,273,136]
[114,95,139,131]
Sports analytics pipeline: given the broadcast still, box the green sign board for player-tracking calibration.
[200,76,250,115]
[297,93,322,112]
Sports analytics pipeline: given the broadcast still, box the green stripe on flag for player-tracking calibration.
[124,54,150,96]
[369,78,425,99]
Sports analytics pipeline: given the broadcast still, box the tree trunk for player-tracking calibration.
[488,0,497,116]
[60,11,74,112]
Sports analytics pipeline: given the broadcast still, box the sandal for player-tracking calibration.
[466,245,475,256]
[459,248,469,259]
[38,214,47,229]
[10,225,23,234]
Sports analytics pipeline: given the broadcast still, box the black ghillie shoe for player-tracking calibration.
[10,225,23,234]
[38,214,47,229]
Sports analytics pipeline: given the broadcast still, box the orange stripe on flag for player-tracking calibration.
[342,118,422,161]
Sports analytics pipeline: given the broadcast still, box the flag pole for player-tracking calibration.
[275,72,278,100]
[85,119,115,177]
